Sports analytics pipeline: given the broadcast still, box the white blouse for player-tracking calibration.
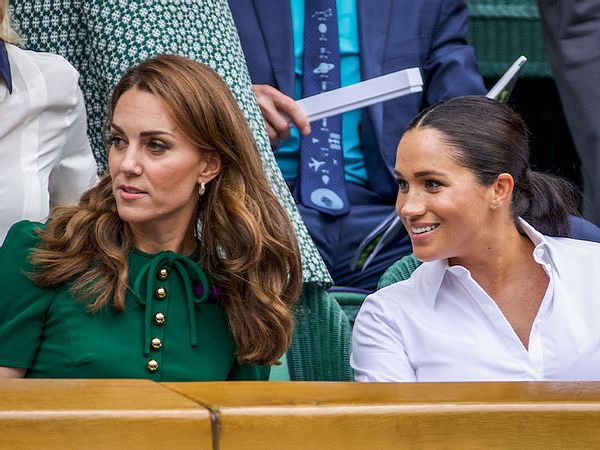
[351,220,600,382]
[0,43,98,244]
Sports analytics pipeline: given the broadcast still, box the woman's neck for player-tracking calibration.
[449,220,536,293]
[129,222,197,255]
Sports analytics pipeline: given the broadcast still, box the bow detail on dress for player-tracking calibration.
[132,251,211,355]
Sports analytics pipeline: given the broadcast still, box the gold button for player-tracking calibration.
[158,268,169,280]
[151,337,162,350]
[146,359,159,373]
[154,312,165,325]
[155,286,167,300]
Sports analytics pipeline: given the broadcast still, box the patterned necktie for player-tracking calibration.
[299,0,349,216]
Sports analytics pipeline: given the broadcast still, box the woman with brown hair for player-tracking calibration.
[0,54,302,380]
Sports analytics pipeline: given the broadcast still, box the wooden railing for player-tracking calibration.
[2,380,600,449]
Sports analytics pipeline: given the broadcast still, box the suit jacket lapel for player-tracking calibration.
[252,0,295,96]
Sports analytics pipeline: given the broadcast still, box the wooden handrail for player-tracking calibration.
[164,381,600,450]
[2,380,600,449]
[0,379,213,449]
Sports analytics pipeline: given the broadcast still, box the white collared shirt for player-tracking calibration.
[0,44,98,244]
[351,220,600,382]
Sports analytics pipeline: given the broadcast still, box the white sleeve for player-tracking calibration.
[48,71,98,208]
[350,293,417,382]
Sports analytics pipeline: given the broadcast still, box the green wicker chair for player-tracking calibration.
[377,254,422,289]
[286,283,354,381]
[327,287,371,327]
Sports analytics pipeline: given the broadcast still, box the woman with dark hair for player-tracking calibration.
[0,54,302,380]
[351,96,600,382]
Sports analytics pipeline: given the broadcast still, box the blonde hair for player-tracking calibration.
[0,1,22,45]
[31,55,302,365]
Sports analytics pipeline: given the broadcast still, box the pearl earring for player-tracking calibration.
[198,182,206,196]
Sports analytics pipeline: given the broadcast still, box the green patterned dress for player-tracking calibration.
[10,0,331,285]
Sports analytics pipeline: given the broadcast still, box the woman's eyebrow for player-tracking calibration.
[139,130,175,138]
[394,169,449,178]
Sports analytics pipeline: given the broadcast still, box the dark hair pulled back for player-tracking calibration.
[406,96,579,236]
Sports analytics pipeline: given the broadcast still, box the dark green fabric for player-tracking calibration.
[0,221,268,381]
[287,283,353,381]
[377,254,422,289]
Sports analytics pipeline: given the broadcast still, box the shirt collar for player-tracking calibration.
[0,40,13,94]
[517,217,559,275]
[421,218,556,308]
[412,258,448,309]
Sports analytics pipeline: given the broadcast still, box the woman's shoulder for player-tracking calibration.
[545,233,600,259]
[0,221,49,297]
[9,44,77,74]
[7,44,80,93]
[2,220,45,252]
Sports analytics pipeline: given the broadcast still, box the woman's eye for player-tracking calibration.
[109,135,126,147]
[148,140,168,152]
[395,178,409,192]
[425,179,442,190]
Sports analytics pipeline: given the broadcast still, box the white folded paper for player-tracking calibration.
[296,67,423,122]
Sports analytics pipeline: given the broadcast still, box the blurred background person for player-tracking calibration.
[537,0,600,227]
[0,55,302,380]
[0,0,97,244]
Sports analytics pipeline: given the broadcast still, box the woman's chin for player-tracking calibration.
[411,247,441,263]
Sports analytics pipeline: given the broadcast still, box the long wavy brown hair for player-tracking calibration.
[30,54,302,365]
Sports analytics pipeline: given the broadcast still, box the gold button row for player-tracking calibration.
[147,268,169,374]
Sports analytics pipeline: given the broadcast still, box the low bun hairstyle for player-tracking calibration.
[406,96,579,236]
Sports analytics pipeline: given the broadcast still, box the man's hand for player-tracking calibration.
[252,84,311,148]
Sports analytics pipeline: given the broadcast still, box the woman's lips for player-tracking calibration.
[118,185,147,200]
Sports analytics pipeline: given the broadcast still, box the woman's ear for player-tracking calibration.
[198,152,222,184]
[491,172,514,209]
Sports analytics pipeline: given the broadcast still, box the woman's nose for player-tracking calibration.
[397,191,426,219]
[119,146,142,175]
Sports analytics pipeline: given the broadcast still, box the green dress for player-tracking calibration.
[0,221,268,381]
[9,0,332,286]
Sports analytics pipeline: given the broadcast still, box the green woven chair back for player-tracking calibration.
[327,288,371,327]
[287,283,353,381]
[468,0,551,78]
